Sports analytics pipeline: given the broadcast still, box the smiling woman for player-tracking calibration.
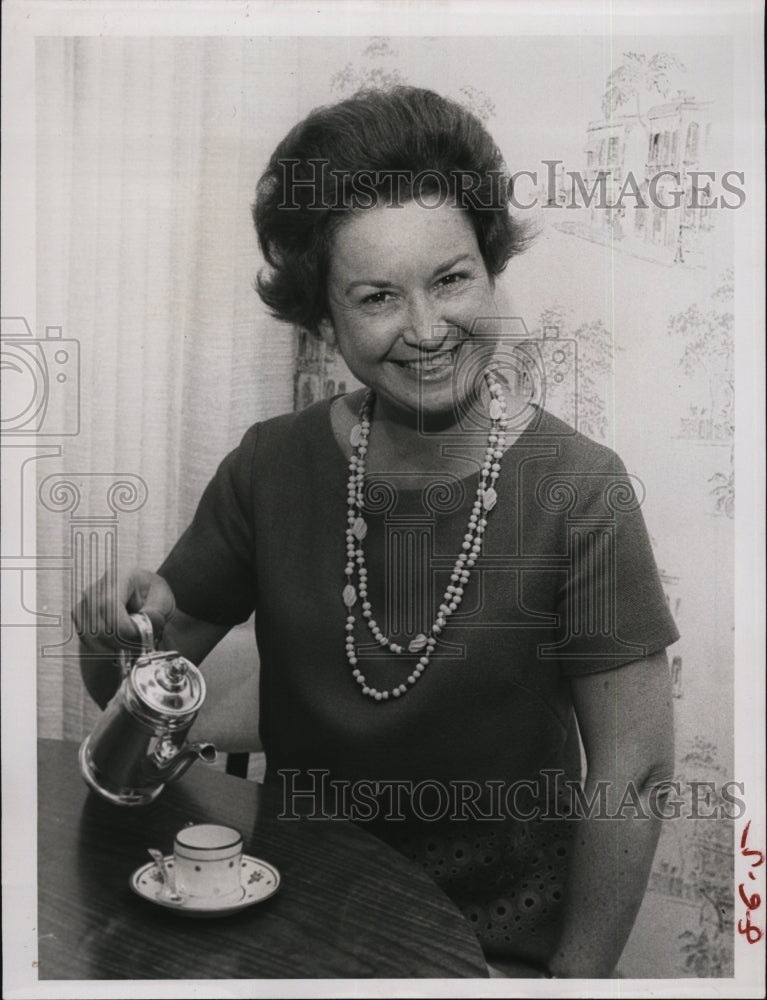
[76,86,678,979]
[319,202,500,441]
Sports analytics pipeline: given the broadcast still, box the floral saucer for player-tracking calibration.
[130,854,280,917]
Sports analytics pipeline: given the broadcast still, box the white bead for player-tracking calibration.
[409,634,427,653]
[353,517,367,540]
[350,424,364,447]
[483,487,498,511]
[489,399,503,420]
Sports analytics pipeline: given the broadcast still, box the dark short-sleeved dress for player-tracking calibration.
[160,398,679,963]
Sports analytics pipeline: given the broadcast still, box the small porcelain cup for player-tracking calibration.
[172,824,243,902]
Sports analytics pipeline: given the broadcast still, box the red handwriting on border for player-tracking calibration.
[737,820,764,944]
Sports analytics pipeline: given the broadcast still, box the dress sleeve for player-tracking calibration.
[551,450,680,676]
[158,424,259,627]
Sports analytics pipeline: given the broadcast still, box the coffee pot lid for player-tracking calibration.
[130,651,206,716]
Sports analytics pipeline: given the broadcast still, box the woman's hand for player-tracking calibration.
[74,568,176,656]
[74,568,176,707]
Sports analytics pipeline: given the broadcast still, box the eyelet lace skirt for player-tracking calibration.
[370,809,576,963]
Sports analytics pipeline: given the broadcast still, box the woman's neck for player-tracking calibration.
[332,381,533,480]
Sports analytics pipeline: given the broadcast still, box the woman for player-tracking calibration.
[76,87,678,978]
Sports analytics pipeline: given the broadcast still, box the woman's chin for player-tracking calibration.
[376,373,486,432]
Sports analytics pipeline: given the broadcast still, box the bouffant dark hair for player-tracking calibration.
[253,86,532,336]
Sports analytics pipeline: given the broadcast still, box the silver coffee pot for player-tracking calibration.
[78,612,216,805]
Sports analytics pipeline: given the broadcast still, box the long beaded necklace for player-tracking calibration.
[342,369,508,700]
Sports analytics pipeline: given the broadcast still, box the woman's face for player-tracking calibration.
[320,201,500,422]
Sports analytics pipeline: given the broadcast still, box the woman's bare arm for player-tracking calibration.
[548,649,675,978]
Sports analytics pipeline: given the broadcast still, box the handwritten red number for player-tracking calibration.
[740,821,765,865]
[738,884,761,910]
[738,821,764,944]
[738,911,763,944]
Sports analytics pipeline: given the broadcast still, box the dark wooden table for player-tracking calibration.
[37,739,488,979]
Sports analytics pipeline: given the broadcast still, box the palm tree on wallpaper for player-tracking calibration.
[668,269,734,517]
[601,51,687,130]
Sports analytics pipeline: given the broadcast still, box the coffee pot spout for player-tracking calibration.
[151,741,217,784]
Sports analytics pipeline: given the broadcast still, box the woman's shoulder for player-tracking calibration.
[245,395,334,441]
[247,391,366,452]
[530,409,627,474]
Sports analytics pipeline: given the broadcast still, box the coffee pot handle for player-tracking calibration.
[118,610,156,675]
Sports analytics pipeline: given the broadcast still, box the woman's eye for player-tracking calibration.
[361,290,394,306]
[437,272,469,289]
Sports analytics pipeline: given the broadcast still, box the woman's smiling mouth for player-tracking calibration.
[394,343,462,379]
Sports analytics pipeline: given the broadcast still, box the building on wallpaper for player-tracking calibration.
[578,92,715,264]
[293,328,362,411]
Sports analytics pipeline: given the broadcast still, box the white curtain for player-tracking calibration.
[36,38,295,739]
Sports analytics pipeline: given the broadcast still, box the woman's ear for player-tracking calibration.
[318,316,337,347]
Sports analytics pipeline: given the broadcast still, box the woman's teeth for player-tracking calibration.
[399,346,458,372]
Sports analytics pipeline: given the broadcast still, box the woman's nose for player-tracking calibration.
[400,294,442,349]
